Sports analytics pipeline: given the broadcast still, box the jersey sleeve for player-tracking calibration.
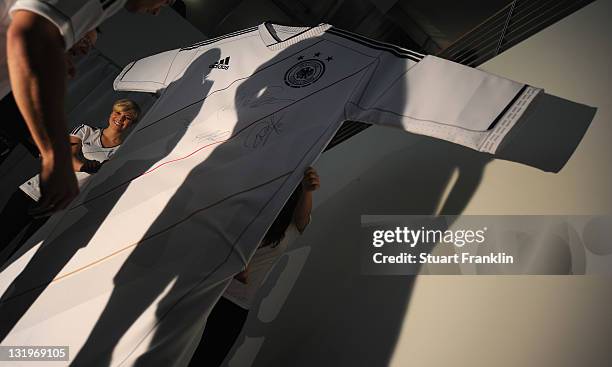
[10,0,124,50]
[113,48,195,94]
[69,123,92,142]
[345,53,542,154]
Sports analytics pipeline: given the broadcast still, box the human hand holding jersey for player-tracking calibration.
[234,167,320,284]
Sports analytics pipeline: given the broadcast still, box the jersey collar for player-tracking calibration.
[258,22,331,51]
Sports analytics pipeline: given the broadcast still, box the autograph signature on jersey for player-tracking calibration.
[194,130,230,144]
[237,86,295,108]
[244,115,284,149]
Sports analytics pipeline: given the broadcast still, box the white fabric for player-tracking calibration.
[68,124,122,162]
[1,1,19,99]
[19,124,119,201]
[223,223,300,310]
[0,0,125,99]
[0,23,547,366]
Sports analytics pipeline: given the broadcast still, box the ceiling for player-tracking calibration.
[178,0,513,54]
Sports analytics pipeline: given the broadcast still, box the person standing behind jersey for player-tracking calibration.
[0,0,173,217]
[189,167,321,367]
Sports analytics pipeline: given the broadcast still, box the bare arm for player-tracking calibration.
[69,136,85,171]
[7,10,78,214]
[293,167,320,232]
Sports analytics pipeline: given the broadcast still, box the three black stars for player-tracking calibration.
[296,53,334,62]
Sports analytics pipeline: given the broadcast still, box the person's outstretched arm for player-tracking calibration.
[7,10,78,216]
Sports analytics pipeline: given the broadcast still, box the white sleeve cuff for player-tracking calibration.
[10,0,74,49]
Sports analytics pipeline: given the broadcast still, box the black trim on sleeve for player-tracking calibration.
[329,27,426,57]
[180,27,259,51]
[70,124,86,136]
[100,0,118,10]
[327,28,425,61]
[486,85,528,130]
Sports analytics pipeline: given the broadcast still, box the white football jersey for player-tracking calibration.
[0,23,549,365]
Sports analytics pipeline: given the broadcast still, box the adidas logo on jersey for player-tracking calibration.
[209,56,231,70]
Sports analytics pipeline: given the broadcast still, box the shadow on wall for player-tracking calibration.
[496,93,596,173]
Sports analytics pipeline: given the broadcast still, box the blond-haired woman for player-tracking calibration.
[0,99,141,263]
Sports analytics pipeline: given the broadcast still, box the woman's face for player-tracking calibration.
[108,109,138,132]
